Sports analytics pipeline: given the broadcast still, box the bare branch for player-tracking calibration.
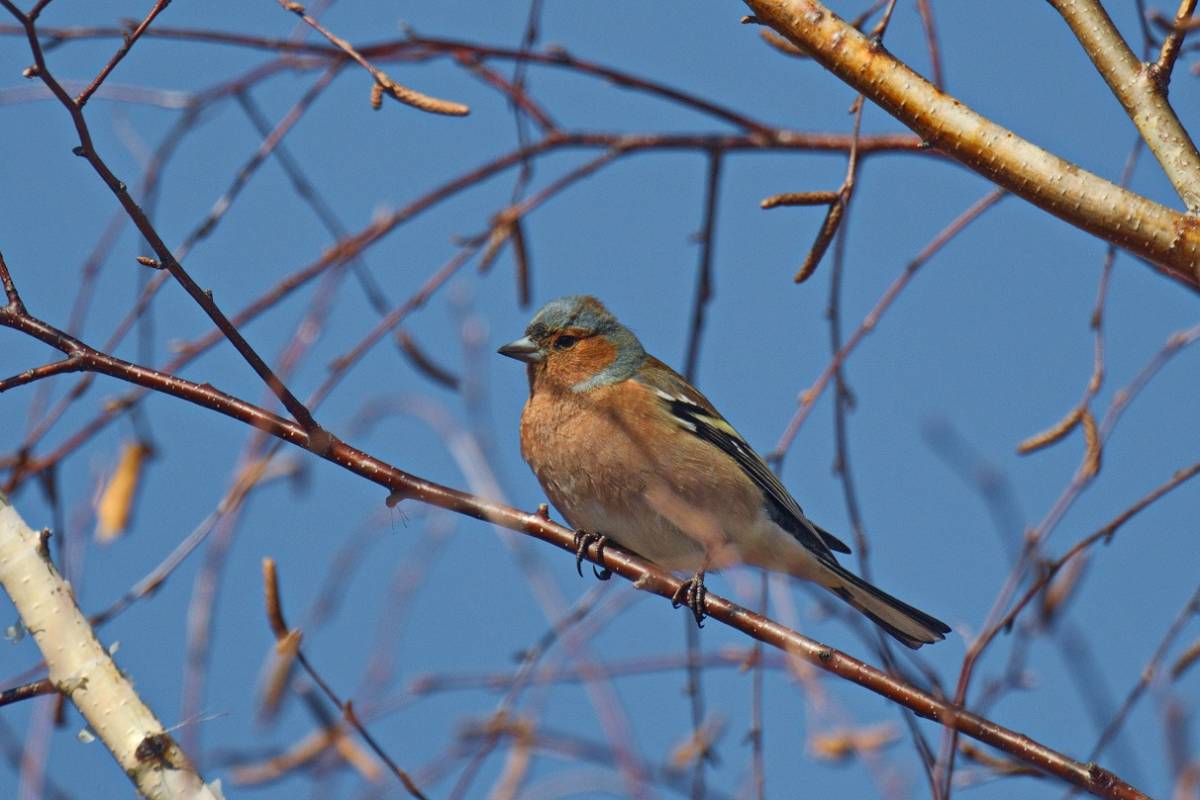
[0,497,220,799]
[745,0,1200,289]
[0,271,1152,798]
[75,0,172,107]
[275,0,469,116]
[1048,0,1200,209]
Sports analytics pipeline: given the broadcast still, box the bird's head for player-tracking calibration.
[498,295,646,392]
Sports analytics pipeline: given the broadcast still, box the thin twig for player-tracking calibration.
[683,150,722,382]
[1,5,325,434]
[0,678,55,708]
[1151,0,1198,89]
[275,0,468,115]
[75,0,172,107]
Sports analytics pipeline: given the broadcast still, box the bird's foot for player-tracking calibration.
[572,530,612,580]
[672,570,708,628]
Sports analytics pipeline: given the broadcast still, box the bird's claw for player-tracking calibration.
[572,530,611,580]
[672,570,707,627]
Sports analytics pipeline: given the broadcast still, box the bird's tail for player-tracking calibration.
[820,561,951,649]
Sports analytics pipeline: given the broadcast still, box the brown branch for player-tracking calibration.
[745,0,1200,290]
[1048,0,1200,209]
[394,331,461,390]
[0,357,85,393]
[455,53,556,132]
[1172,639,1200,681]
[0,250,25,312]
[760,190,839,208]
[0,678,55,707]
[0,261,1150,799]
[75,0,172,107]
[915,0,944,89]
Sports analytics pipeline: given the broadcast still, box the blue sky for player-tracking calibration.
[0,2,1198,798]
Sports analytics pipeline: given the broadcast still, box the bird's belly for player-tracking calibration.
[561,497,708,572]
[520,386,765,572]
[527,452,712,572]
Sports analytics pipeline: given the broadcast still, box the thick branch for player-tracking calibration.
[1048,0,1200,211]
[75,0,172,107]
[0,497,220,800]
[744,0,1200,291]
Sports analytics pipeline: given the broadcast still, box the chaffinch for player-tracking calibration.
[499,295,949,648]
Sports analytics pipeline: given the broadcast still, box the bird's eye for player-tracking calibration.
[554,335,578,350]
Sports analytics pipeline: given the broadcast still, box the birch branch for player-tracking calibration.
[1048,0,1200,211]
[743,0,1200,291]
[0,495,222,800]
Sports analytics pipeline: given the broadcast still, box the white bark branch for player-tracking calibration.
[0,494,222,800]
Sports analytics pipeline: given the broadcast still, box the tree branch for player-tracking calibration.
[0,260,1150,800]
[1048,0,1200,210]
[744,0,1200,291]
[0,496,221,800]
[1,0,325,434]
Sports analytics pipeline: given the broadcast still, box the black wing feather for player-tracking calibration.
[638,365,852,559]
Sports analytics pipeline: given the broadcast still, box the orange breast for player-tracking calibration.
[518,379,761,544]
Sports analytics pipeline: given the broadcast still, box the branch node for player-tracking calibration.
[306,427,333,456]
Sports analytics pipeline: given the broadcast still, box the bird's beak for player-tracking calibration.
[497,335,543,363]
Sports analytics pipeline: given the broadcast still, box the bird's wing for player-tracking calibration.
[635,358,852,559]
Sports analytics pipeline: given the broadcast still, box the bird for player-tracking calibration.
[498,295,950,649]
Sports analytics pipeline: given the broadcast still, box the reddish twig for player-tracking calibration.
[0,357,85,393]
[0,678,55,708]
[394,331,461,390]
[2,4,323,434]
[915,0,944,89]
[75,0,172,107]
